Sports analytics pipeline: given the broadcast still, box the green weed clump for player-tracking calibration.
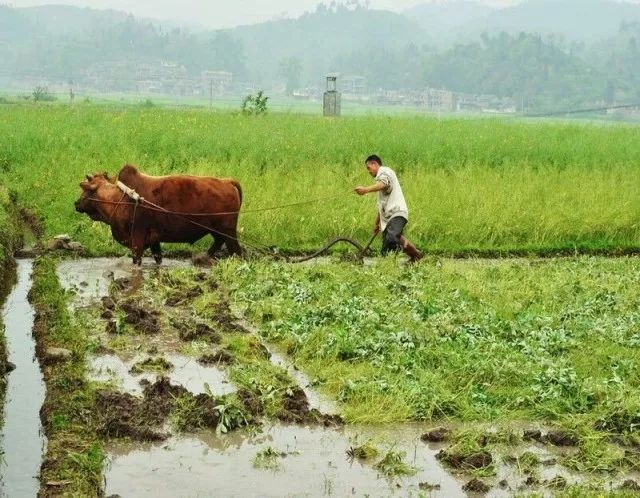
[374,450,417,479]
[0,105,639,256]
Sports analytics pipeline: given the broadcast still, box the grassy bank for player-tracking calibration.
[0,185,22,426]
[0,104,638,256]
[29,257,104,497]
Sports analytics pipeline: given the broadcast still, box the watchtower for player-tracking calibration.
[323,74,341,117]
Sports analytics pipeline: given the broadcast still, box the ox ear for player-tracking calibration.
[86,174,94,181]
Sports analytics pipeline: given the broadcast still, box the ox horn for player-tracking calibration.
[86,174,94,181]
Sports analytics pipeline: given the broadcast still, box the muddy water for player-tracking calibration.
[105,424,469,498]
[90,353,236,396]
[105,421,597,498]
[57,257,190,307]
[0,260,45,497]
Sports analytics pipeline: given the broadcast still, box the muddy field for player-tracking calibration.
[1,255,640,497]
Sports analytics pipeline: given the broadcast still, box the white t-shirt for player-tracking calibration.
[376,166,408,231]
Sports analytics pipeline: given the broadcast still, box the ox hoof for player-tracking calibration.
[153,255,162,265]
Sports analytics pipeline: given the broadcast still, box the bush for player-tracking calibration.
[241,90,269,115]
[32,86,56,102]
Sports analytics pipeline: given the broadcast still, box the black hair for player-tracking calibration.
[365,154,382,166]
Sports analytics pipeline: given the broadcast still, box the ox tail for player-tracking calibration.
[230,179,243,206]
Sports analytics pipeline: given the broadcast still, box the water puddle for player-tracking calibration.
[57,257,190,307]
[104,420,604,498]
[0,259,45,497]
[90,353,236,396]
[105,424,466,498]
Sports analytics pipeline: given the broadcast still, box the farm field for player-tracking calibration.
[0,103,639,496]
[0,104,639,256]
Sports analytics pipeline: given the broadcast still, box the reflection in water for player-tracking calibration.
[90,353,236,396]
[0,260,45,497]
[105,424,470,498]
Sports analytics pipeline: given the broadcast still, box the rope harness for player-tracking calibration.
[89,181,373,263]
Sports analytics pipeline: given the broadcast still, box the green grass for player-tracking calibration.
[219,256,640,430]
[0,104,638,256]
[29,257,104,497]
[0,184,22,434]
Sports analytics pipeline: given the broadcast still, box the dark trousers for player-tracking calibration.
[381,216,407,255]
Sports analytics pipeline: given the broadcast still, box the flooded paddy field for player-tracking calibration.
[2,255,640,496]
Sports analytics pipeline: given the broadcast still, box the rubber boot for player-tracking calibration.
[401,237,423,263]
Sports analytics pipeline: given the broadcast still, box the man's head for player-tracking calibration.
[365,154,382,177]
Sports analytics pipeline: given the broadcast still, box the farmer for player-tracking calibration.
[354,155,423,262]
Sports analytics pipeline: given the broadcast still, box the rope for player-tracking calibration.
[88,182,371,262]
[87,192,350,217]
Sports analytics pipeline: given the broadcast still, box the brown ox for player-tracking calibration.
[75,164,242,265]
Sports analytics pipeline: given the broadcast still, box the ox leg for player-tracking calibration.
[131,233,146,267]
[151,242,162,265]
[224,232,242,257]
[207,235,225,258]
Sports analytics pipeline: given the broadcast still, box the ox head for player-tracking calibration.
[75,172,114,221]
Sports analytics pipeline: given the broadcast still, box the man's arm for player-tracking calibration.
[373,212,380,234]
[354,181,386,196]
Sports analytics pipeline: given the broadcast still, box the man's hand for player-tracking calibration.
[354,186,369,196]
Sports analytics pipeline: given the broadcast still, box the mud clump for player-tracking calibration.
[130,356,173,374]
[213,301,248,333]
[524,476,540,486]
[198,349,235,366]
[525,428,578,446]
[542,430,578,447]
[462,478,490,493]
[113,277,132,291]
[278,387,342,426]
[142,377,189,425]
[176,393,222,431]
[120,300,161,334]
[436,449,493,470]
[278,386,309,423]
[175,320,222,344]
[101,296,116,310]
[165,286,204,307]
[94,390,167,442]
[421,427,450,443]
[95,377,188,441]
[418,482,441,491]
[237,388,264,417]
[620,479,640,491]
[523,429,543,442]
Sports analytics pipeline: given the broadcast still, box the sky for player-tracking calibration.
[7,0,524,29]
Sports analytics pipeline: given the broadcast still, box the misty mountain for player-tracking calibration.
[462,0,640,42]
[230,3,430,85]
[17,5,131,36]
[0,4,429,87]
[404,1,493,43]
